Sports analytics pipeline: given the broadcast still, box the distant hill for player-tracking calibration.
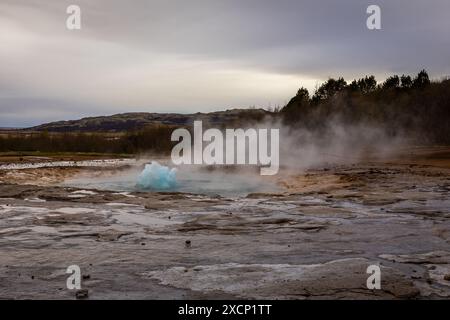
[26,109,271,132]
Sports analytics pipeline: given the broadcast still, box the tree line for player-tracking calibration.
[0,125,175,154]
[280,70,450,144]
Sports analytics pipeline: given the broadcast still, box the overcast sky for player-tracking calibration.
[0,0,449,127]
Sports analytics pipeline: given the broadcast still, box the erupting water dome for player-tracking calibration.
[63,159,280,196]
[137,161,177,190]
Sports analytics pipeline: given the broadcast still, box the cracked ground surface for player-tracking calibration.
[0,147,449,299]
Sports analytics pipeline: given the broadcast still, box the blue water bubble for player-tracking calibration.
[136,161,177,190]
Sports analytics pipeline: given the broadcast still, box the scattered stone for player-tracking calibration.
[185,240,191,248]
[96,229,131,242]
[75,289,89,299]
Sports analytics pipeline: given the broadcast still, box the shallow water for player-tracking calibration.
[63,166,280,197]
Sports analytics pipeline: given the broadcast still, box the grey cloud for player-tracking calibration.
[0,0,449,126]
[78,0,450,77]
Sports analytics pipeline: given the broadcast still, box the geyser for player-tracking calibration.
[137,161,177,190]
[64,159,280,196]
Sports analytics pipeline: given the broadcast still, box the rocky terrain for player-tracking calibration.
[0,148,449,299]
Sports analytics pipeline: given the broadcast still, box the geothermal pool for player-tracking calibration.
[1,148,450,299]
[63,161,280,197]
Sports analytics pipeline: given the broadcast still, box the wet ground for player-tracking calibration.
[0,147,449,299]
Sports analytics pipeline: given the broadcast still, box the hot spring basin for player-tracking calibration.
[63,161,280,197]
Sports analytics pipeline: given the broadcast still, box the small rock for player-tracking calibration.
[82,274,90,280]
[444,274,450,281]
[75,289,89,299]
[185,240,191,248]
